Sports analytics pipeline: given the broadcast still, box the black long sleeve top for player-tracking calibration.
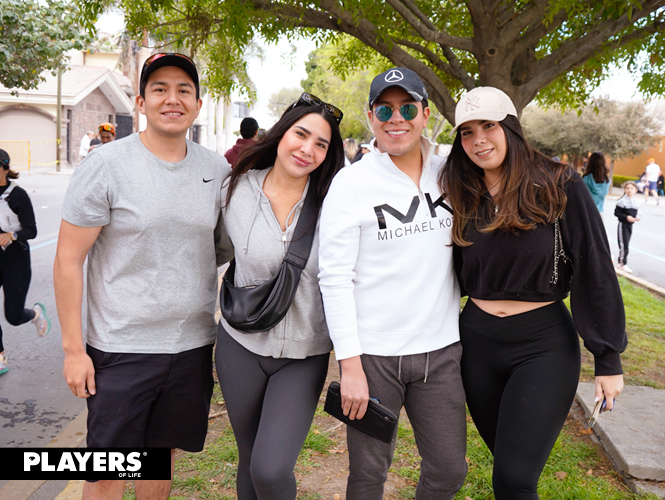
[0,182,38,241]
[454,171,627,376]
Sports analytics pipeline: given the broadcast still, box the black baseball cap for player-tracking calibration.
[368,67,428,108]
[0,149,9,169]
[139,53,200,99]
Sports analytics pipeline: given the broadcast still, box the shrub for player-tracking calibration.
[612,175,639,187]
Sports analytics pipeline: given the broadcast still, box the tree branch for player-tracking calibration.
[394,0,475,88]
[521,2,665,101]
[383,0,473,52]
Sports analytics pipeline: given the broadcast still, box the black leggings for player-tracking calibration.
[215,325,329,500]
[0,244,35,352]
[460,300,581,500]
[617,222,633,266]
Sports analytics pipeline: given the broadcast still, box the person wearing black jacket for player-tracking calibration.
[0,149,50,375]
[614,181,641,273]
[440,87,626,500]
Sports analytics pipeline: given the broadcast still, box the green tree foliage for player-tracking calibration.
[75,0,665,125]
[267,87,303,121]
[522,97,662,175]
[0,0,90,91]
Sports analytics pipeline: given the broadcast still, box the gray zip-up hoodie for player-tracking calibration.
[219,167,332,359]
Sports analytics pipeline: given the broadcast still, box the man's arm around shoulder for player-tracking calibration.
[53,220,102,399]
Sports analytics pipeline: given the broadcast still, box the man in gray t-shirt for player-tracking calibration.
[54,53,231,500]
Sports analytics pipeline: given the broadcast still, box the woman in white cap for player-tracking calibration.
[0,149,50,375]
[439,88,626,499]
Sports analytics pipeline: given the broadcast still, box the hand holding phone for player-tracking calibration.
[588,397,606,428]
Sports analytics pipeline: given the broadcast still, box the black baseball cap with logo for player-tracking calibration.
[368,67,429,108]
[0,149,10,169]
[139,53,200,99]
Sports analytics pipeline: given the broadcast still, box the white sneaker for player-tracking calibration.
[31,303,51,338]
[0,353,8,375]
[622,265,634,273]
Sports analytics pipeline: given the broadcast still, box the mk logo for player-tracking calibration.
[374,194,452,229]
[465,94,480,112]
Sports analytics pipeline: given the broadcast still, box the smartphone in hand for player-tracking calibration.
[588,397,606,428]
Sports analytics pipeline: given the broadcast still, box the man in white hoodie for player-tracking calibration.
[318,68,466,500]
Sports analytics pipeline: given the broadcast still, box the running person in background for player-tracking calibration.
[615,181,641,274]
[442,87,626,500]
[0,149,50,375]
[644,158,661,205]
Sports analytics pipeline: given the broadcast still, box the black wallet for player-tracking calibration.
[323,381,398,444]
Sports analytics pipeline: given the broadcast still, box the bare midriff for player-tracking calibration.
[470,298,555,317]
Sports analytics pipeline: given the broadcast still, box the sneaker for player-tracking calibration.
[32,303,51,338]
[0,353,7,375]
[622,265,634,273]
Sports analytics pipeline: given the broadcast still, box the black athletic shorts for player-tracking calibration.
[85,343,214,452]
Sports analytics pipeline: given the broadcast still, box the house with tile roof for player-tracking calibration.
[0,65,134,168]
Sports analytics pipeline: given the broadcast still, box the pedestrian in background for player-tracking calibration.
[78,131,94,161]
[615,181,641,273]
[216,92,344,500]
[0,149,50,376]
[88,123,116,153]
[582,152,610,213]
[344,138,358,166]
[225,117,260,168]
[657,172,664,197]
[442,86,626,500]
[644,158,661,205]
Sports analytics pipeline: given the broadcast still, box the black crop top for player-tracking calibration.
[454,171,627,376]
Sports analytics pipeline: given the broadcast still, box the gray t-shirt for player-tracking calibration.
[62,133,231,354]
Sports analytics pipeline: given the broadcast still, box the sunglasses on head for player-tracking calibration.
[99,124,115,133]
[373,103,420,122]
[290,93,343,124]
[143,53,194,68]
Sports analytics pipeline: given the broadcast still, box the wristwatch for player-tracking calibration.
[10,232,17,241]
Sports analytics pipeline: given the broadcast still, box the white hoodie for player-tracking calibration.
[318,137,460,360]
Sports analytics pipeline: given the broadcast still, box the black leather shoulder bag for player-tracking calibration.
[220,185,318,333]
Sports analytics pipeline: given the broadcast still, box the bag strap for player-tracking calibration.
[0,183,15,202]
[284,183,319,269]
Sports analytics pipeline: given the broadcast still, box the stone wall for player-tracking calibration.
[64,88,116,166]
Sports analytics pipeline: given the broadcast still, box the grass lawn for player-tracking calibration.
[125,276,664,500]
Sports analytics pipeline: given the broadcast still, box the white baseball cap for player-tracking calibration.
[450,87,518,136]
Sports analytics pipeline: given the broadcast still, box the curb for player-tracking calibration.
[615,268,665,298]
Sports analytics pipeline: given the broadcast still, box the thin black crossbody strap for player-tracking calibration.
[284,184,319,269]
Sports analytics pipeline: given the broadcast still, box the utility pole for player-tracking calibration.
[56,71,62,172]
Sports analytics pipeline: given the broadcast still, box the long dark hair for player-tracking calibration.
[225,104,345,208]
[439,115,573,246]
[584,152,609,184]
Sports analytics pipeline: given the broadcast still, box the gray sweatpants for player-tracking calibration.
[345,342,467,500]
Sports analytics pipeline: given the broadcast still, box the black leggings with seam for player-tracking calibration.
[460,299,581,500]
[0,244,35,353]
[215,324,329,500]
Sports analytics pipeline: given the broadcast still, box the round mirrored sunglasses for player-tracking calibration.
[374,103,419,122]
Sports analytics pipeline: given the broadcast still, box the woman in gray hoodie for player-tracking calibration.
[215,94,345,500]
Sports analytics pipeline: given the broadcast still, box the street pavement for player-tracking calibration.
[0,169,664,498]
